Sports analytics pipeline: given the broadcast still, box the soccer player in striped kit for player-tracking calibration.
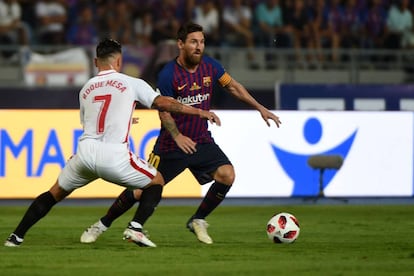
[80,22,281,246]
[4,38,221,247]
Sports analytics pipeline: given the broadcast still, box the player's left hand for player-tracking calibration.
[260,108,281,127]
[200,111,221,126]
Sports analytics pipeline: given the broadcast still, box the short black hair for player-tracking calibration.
[96,38,122,58]
[177,22,203,42]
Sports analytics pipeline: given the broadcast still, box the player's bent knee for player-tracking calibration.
[214,164,235,185]
[133,189,143,199]
[150,171,165,186]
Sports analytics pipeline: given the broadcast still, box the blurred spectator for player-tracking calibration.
[113,0,134,44]
[361,0,387,49]
[19,0,37,33]
[184,0,196,23]
[384,0,414,49]
[283,0,316,65]
[35,0,68,45]
[340,0,365,49]
[66,0,83,27]
[151,0,181,44]
[307,0,325,61]
[193,0,220,46]
[133,9,153,47]
[309,0,342,62]
[247,0,262,10]
[95,0,115,40]
[223,0,258,68]
[222,0,254,47]
[325,0,343,61]
[0,0,30,58]
[66,3,98,45]
[255,0,291,48]
[94,0,133,44]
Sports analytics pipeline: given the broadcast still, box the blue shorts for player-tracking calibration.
[148,143,232,185]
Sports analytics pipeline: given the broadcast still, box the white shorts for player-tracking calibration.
[58,139,157,192]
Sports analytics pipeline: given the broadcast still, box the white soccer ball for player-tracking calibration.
[266,212,300,244]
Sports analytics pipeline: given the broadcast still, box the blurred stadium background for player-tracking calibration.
[1,0,414,202]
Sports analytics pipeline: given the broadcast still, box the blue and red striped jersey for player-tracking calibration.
[154,55,231,153]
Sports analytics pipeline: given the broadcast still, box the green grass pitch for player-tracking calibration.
[1,204,414,275]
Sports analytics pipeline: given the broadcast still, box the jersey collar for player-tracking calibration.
[98,69,116,76]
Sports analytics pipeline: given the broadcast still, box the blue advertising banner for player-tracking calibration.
[278,84,414,110]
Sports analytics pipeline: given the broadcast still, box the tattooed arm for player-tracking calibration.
[158,111,198,154]
[152,95,220,126]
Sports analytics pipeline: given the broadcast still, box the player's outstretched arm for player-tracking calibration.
[152,95,221,126]
[224,79,281,127]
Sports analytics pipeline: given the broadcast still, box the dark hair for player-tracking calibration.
[96,38,122,58]
[177,22,203,42]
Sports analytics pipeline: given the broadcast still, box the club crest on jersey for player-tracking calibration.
[203,76,211,87]
[190,82,201,91]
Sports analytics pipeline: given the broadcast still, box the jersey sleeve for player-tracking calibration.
[133,78,160,108]
[206,56,232,87]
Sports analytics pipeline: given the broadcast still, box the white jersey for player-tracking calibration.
[58,70,160,192]
[79,69,159,143]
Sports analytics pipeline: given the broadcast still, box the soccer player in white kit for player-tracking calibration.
[4,38,220,248]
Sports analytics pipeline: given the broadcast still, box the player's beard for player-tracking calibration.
[184,51,202,67]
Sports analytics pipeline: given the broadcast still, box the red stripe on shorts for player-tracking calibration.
[129,152,155,179]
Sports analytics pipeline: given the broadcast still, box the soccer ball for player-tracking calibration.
[266,212,300,244]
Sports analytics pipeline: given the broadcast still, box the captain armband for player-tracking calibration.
[218,72,232,87]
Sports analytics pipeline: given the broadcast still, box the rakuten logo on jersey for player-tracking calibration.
[177,93,210,105]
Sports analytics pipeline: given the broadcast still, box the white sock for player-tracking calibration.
[98,220,108,231]
[129,221,143,229]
